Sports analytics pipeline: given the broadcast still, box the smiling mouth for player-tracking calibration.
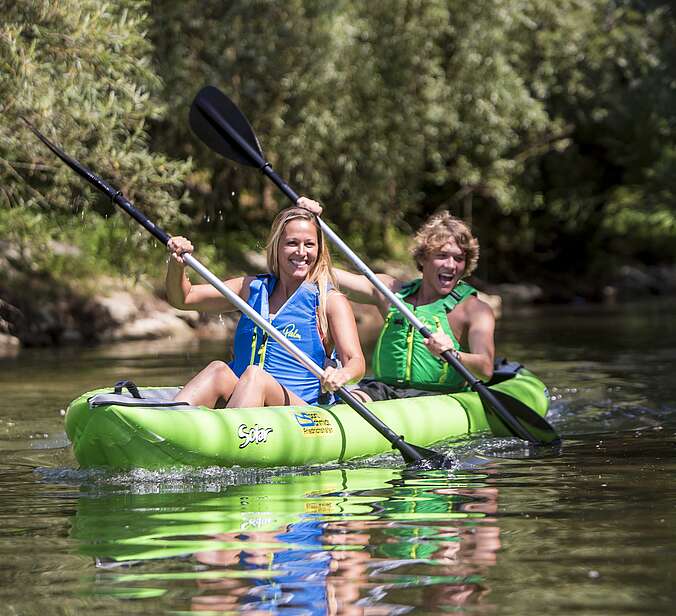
[438,273,455,284]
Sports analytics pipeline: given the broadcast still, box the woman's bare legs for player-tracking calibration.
[227,365,306,408]
[175,362,307,409]
[175,361,239,408]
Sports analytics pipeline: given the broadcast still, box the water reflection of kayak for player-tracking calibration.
[65,363,549,470]
[72,468,494,564]
[72,468,500,610]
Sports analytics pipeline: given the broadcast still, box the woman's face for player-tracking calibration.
[420,238,466,296]
[277,218,319,282]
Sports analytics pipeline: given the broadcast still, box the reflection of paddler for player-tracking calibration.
[193,517,376,614]
[371,484,499,563]
[71,469,400,564]
[241,518,331,613]
[71,469,501,567]
[70,468,502,613]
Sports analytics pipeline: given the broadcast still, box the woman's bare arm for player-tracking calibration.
[165,236,251,312]
[321,291,366,391]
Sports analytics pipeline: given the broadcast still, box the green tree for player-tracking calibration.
[0,0,191,281]
[4,0,675,315]
[150,0,338,248]
[501,0,676,285]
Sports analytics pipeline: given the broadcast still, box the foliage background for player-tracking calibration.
[2,0,676,307]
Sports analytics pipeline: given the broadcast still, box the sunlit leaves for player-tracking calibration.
[0,0,191,279]
[2,0,676,292]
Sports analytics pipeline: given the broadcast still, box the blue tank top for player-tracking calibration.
[229,274,333,405]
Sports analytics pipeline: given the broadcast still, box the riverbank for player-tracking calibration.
[2,251,675,354]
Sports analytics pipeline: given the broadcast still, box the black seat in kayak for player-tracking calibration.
[486,358,523,386]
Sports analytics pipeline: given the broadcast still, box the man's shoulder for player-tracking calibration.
[449,292,494,323]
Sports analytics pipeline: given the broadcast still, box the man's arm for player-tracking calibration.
[459,297,495,381]
[424,296,495,381]
[334,268,401,315]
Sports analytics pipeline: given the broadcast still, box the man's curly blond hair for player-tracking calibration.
[411,211,479,276]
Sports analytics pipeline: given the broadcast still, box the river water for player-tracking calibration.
[0,300,674,615]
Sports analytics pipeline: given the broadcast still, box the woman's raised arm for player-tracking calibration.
[165,236,250,313]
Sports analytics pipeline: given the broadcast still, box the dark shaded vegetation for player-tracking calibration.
[2,0,676,333]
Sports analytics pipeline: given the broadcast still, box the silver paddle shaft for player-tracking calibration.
[317,220,425,330]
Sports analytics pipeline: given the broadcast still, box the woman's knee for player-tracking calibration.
[204,360,235,378]
[238,364,267,383]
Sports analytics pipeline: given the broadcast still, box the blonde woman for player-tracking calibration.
[298,198,495,402]
[166,206,365,408]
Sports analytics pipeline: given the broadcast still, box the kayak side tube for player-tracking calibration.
[64,369,549,470]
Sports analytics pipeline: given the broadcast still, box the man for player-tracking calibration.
[298,198,495,402]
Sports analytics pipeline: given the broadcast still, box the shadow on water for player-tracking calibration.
[0,299,675,614]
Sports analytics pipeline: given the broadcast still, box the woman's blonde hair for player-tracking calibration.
[266,207,337,334]
[411,211,479,277]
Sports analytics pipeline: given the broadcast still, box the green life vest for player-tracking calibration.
[372,279,477,392]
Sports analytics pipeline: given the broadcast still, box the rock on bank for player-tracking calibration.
[0,279,236,350]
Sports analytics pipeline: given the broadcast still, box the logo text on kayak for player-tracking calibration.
[294,411,333,437]
[238,423,273,449]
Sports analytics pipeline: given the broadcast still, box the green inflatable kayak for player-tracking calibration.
[64,362,549,470]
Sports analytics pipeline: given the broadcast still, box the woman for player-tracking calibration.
[166,206,365,408]
[297,197,495,402]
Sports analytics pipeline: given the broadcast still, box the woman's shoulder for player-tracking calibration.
[326,288,352,311]
[229,274,263,301]
[244,273,274,288]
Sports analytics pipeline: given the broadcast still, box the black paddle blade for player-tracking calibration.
[22,118,90,181]
[404,444,457,470]
[189,86,263,167]
[482,389,561,445]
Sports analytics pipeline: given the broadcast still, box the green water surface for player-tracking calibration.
[0,300,674,615]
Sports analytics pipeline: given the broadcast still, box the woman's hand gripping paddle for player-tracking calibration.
[24,117,452,468]
[188,86,561,447]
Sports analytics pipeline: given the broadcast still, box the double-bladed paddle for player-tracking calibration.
[24,117,452,468]
[188,85,561,447]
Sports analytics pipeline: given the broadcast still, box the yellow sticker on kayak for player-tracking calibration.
[294,411,333,437]
[305,502,335,514]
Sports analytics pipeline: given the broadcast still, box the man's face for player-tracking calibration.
[420,238,466,296]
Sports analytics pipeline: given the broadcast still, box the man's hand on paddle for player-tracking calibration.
[297,196,323,216]
[167,236,194,265]
[424,331,460,360]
